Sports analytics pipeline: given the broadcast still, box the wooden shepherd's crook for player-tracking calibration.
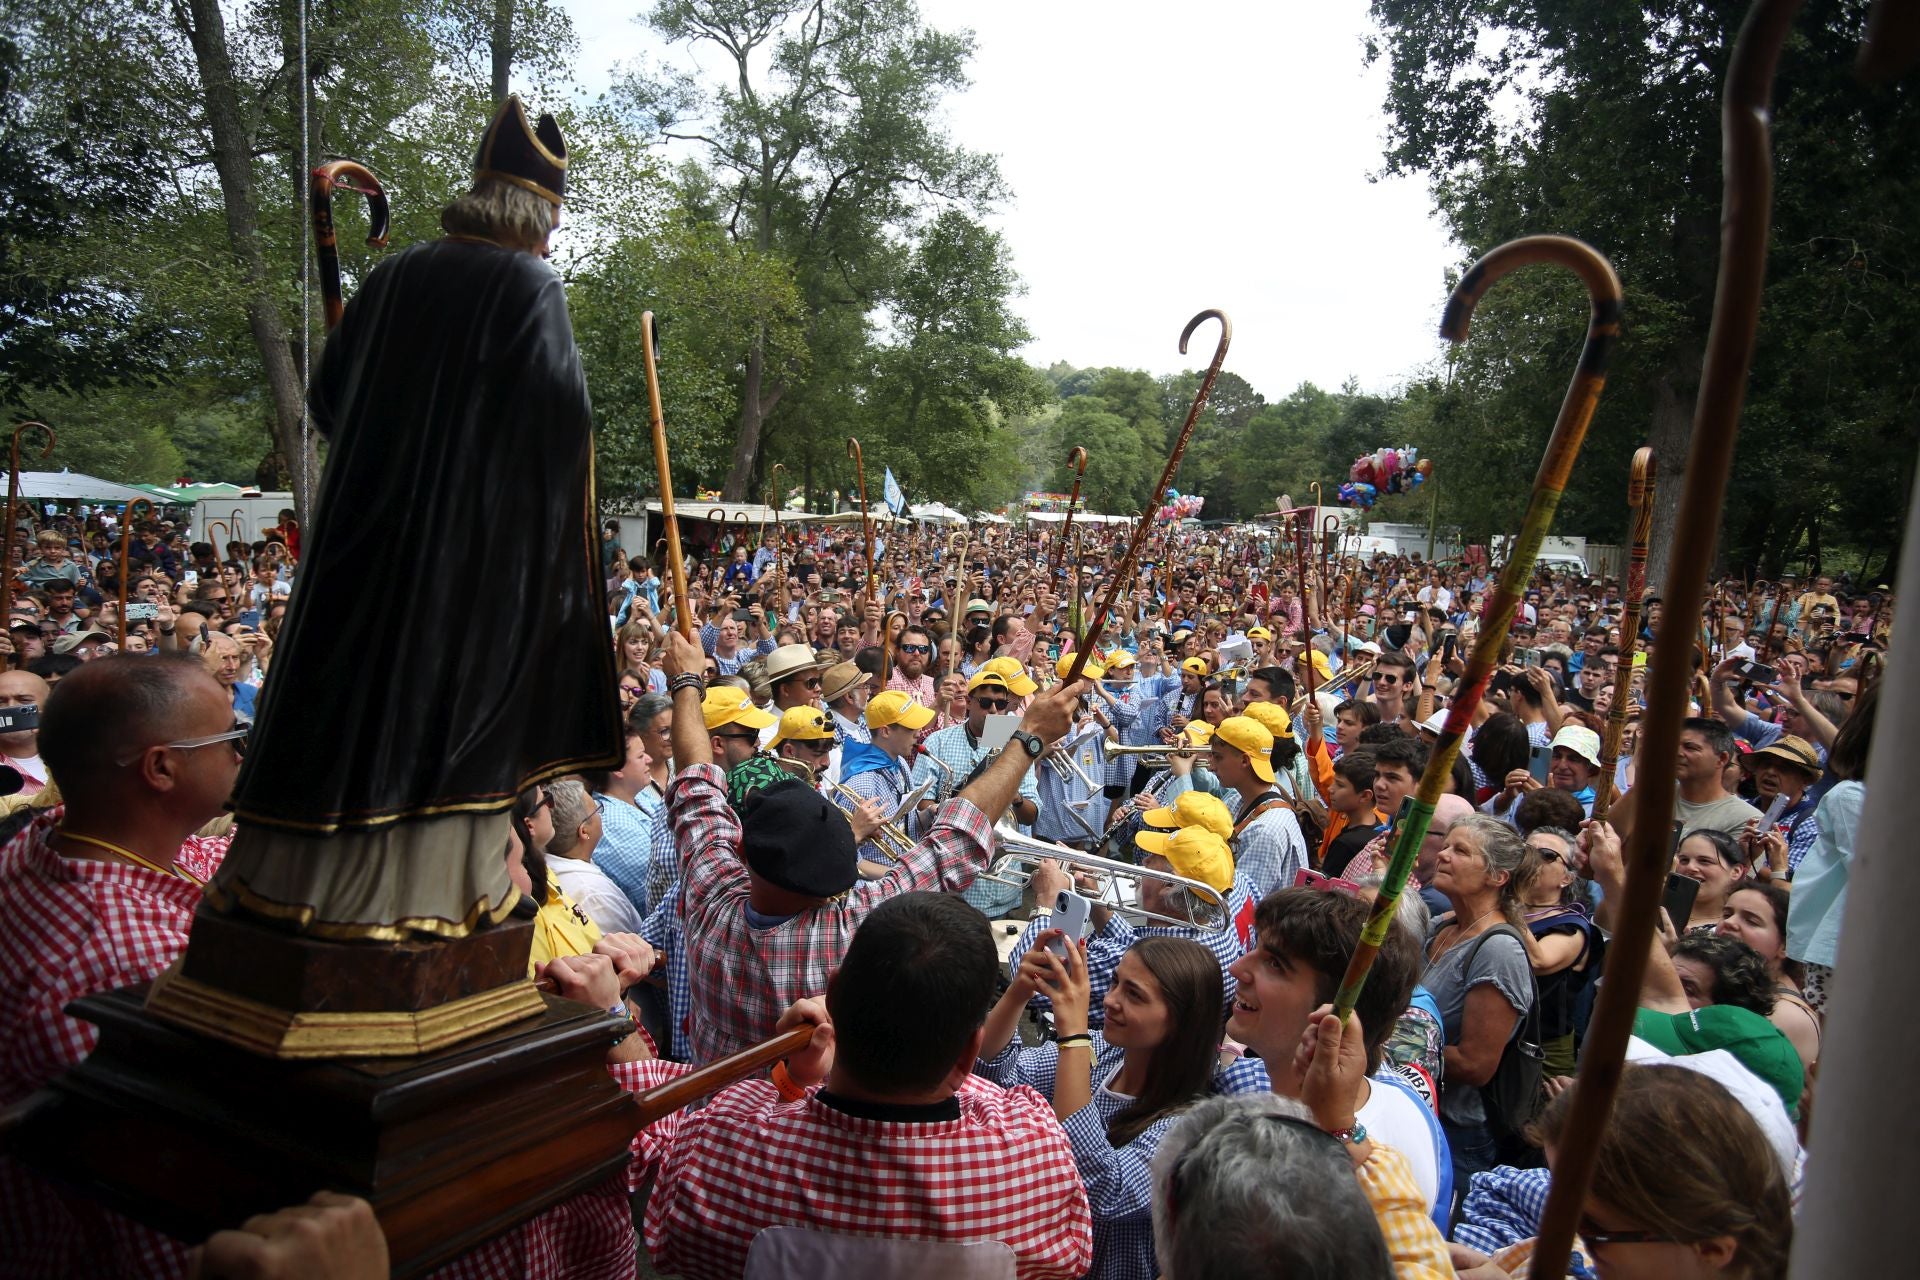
[310,160,390,332]
[846,438,874,608]
[1593,447,1656,825]
[640,312,692,640]
[2,422,54,659]
[1066,310,1230,683]
[1054,446,1089,573]
[1527,5,1801,1277]
[1332,235,1622,1032]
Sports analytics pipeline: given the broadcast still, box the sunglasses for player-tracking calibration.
[974,696,1011,710]
[713,730,761,742]
[117,721,250,767]
[792,737,837,754]
[1576,1222,1692,1249]
[899,644,932,654]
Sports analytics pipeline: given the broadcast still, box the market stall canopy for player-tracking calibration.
[635,500,808,525]
[1024,510,1135,525]
[972,512,1011,524]
[137,482,254,503]
[906,501,968,525]
[810,508,901,525]
[18,471,166,503]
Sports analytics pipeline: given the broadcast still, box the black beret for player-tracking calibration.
[740,779,857,898]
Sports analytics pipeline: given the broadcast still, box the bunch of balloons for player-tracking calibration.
[1338,447,1434,508]
[1157,489,1206,521]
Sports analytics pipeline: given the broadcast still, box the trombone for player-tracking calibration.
[1292,655,1379,714]
[982,821,1229,935]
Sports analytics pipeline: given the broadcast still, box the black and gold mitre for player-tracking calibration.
[474,96,567,205]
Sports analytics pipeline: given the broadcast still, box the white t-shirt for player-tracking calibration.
[1360,1074,1443,1215]
[549,856,646,936]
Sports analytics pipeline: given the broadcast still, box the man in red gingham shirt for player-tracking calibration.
[660,630,1089,1065]
[541,893,1094,1280]
[0,656,636,1280]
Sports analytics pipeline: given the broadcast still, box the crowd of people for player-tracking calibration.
[0,492,1887,1279]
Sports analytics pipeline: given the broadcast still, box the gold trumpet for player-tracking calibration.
[982,821,1229,935]
[819,775,920,861]
[1293,656,1378,714]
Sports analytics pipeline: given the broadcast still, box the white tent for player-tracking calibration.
[17,470,158,503]
[907,501,968,525]
[972,511,1011,525]
[1025,510,1135,526]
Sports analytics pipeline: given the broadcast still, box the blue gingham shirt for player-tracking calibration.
[912,722,1038,917]
[976,1031,1177,1280]
[1102,688,1144,786]
[697,620,775,675]
[834,754,925,866]
[1007,874,1254,1026]
[1035,733,1109,845]
[636,883,692,1062]
[1223,787,1309,899]
[591,792,668,917]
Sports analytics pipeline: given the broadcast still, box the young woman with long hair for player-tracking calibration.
[976,935,1225,1280]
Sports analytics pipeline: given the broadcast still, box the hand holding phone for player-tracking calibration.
[1046,890,1093,956]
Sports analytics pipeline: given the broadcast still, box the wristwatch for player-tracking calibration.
[1010,729,1044,759]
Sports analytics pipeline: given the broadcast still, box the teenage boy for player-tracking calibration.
[1321,751,1384,877]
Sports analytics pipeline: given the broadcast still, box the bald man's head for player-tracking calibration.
[41,655,232,805]
[0,669,48,752]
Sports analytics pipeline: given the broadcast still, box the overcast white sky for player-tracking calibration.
[561,0,1461,399]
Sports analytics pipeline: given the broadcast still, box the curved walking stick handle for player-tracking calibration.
[631,1026,817,1128]
[1337,235,1621,1027]
[1065,309,1230,685]
[310,161,391,332]
[1053,446,1089,573]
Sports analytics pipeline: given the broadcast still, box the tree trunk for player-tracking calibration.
[1644,357,1698,594]
[278,0,322,514]
[179,0,312,521]
[721,326,784,500]
[490,0,512,102]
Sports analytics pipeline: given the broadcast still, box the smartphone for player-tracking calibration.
[732,609,753,624]
[182,570,198,586]
[1661,872,1702,932]
[1528,743,1553,784]
[0,704,40,733]
[1046,890,1093,957]
[1441,632,1457,664]
[126,603,158,621]
[1517,648,1542,668]
[1736,660,1776,685]
[1294,868,1363,895]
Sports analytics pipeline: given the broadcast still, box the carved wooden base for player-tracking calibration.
[145,907,544,1058]
[13,985,640,1278]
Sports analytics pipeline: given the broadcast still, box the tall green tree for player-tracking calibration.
[1368,0,1920,580]
[621,0,1008,499]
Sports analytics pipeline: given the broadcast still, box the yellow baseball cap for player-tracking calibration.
[702,685,778,732]
[1213,715,1277,783]
[1182,722,1216,747]
[1247,625,1272,641]
[769,705,836,747]
[866,690,934,731]
[979,656,1038,696]
[1242,700,1294,742]
[1105,648,1137,670]
[1135,825,1234,892]
[1055,651,1106,681]
[1306,649,1333,681]
[1143,791,1235,840]
[1180,656,1211,676]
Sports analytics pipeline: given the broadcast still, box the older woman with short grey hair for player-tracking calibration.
[1151,1093,1392,1279]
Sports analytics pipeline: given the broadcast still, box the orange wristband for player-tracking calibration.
[771,1060,808,1102]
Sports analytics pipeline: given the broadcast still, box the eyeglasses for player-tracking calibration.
[115,721,249,767]
[1576,1222,1692,1249]
[713,729,761,742]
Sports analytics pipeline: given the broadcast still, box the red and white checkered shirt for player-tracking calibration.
[0,807,635,1280]
[613,1058,1093,1280]
[669,762,997,1064]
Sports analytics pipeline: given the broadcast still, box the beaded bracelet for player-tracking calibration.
[668,672,704,695]
[605,1003,640,1047]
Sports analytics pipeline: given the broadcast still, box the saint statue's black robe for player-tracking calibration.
[230,238,621,834]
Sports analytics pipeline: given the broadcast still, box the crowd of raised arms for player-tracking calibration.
[0,496,1887,1280]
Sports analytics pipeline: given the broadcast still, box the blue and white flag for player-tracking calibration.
[882,466,906,515]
